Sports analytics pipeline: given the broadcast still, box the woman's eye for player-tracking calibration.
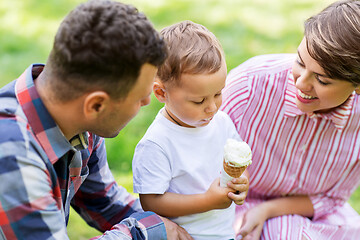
[296,59,305,67]
[315,75,329,85]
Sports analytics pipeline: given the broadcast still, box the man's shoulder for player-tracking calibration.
[0,79,30,148]
[0,80,16,97]
[0,115,25,139]
[0,117,50,177]
[0,115,33,156]
[0,80,18,115]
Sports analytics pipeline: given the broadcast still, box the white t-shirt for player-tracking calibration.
[133,109,240,240]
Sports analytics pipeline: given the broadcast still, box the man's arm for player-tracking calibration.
[72,137,192,239]
[0,124,170,240]
[0,120,70,239]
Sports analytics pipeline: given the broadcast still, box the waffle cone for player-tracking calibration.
[223,159,247,178]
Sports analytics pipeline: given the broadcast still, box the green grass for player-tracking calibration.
[1,0,359,239]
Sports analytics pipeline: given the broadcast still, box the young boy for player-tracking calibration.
[132,21,249,240]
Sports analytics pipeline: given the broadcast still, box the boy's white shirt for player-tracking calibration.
[133,109,241,240]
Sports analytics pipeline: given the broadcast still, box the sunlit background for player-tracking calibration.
[1,0,358,239]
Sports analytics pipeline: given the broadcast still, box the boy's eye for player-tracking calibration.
[215,92,222,97]
[193,99,205,104]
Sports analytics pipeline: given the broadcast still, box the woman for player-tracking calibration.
[221,1,360,239]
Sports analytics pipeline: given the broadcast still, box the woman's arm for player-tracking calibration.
[239,195,313,240]
[264,195,314,218]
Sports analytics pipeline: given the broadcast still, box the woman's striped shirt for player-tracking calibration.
[221,54,360,239]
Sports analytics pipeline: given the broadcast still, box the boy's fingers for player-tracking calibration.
[227,182,248,193]
[227,192,245,204]
[231,176,249,184]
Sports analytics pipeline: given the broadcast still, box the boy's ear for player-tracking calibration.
[153,79,166,103]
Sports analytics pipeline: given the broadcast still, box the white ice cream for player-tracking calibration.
[224,139,252,167]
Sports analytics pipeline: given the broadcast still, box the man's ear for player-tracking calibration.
[153,79,167,103]
[83,91,110,119]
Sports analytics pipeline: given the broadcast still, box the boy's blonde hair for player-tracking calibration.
[157,20,224,85]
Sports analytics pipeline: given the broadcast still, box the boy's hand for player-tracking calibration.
[227,175,249,205]
[205,178,233,209]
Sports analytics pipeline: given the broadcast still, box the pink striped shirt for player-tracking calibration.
[221,54,360,239]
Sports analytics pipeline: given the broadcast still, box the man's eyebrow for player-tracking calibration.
[297,49,329,78]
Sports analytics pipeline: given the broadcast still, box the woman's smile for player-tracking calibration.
[296,89,318,103]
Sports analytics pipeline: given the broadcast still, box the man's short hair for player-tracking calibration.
[47,0,167,101]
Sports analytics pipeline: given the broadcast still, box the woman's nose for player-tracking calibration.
[295,70,313,92]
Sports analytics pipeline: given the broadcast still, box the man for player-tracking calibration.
[0,0,192,239]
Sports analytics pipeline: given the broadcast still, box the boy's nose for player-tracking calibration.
[205,101,217,113]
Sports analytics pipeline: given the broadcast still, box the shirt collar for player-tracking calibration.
[284,71,354,132]
[15,64,88,164]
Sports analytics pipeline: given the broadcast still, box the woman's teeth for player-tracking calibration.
[298,90,316,99]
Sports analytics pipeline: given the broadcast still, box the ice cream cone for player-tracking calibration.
[223,159,247,178]
[219,139,252,187]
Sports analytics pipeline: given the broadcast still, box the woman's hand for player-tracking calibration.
[238,203,269,240]
[227,175,249,205]
[238,196,314,239]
